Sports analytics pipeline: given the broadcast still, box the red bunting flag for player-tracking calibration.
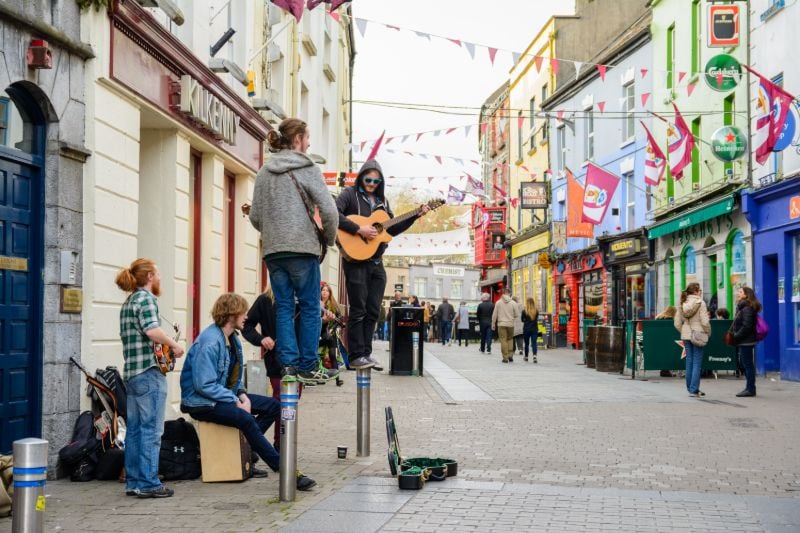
[640,68,648,78]
[447,38,461,47]
[328,11,340,22]
[446,127,457,134]
[556,110,564,122]
[366,130,385,160]
[517,116,524,129]
[534,55,543,73]
[385,137,394,145]
[597,101,606,113]
[427,177,434,183]
[678,71,687,83]
[687,82,697,97]
[597,64,607,81]
[360,141,366,152]
[641,93,650,107]
[480,123,488,135]
[416,132,425,141]
[488,47,498,65]
[435,155,442,165]
[550,57,560,76]
[716,73,724,89]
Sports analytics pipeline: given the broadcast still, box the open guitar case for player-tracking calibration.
[385,406,458,490]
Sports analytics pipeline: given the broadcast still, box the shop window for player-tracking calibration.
[681,244,696,289]
[622,82,635,141]
[584,108,594,161]
[626,267,646,321]
[583,272,603,321]
[414,277,426,298]
[434,278,442,299]
[727,230,747,310]
[625,173,635,231]
[451,279,463,300]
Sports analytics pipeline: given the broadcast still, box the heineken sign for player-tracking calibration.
[710,126,747,162]
[704,54,742,92]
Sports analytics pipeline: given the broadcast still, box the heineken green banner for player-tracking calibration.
[710,126,747,162]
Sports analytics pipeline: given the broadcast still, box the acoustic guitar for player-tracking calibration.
[337,199,445,261]
[154,316,181,375]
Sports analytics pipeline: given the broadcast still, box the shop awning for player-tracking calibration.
[648,196,735,240]
[479,270,506,287]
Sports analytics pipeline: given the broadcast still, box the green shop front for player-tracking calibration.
[649,194,751,318]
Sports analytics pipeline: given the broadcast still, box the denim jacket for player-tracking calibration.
[180,324,245,408]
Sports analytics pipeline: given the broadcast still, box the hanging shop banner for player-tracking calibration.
[520,181,548,209]
[704,54,742,92]
[710,126,747,162]
[708,5,740,47]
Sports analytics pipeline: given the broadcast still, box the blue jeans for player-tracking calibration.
[124,367,167,492]
[684,341,704,394]
[440,320,452,344]
[737,344,756,393]
[267,256,321,372]
[188,393,281,471]
[479,323,492,352]
[523,331,538,356]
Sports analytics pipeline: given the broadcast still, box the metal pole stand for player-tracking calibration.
[356,368,371,457]
[279,380,299,502]
[12,438,48,533]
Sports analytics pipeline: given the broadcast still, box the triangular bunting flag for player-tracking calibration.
[574,61,583,80]
[427,177,434,183]
[556,110,564,122]
[447,38,462,47]
[512,52,521,65]
[328,11,340,22]
[385,24,401,31]
[465,124,473,137]
[416,132,425,141]
[597,101,605,113]
[716,72,723,89]
[598,64,607,81]
[355,18,367,38]
[446,128,457,135]
[517,115,525,129]
[534,55,543,73]
[641,92,650,107]
[678,71,687,83]
[415,31,431,41]
[488,47,498,65]
[687,82,697,97]
[550,57,560,76]
[640,68,648,78]
[360,141,366,152]
[465,42,475,60]
[401,135,409,143]
[433,129,441,137]
[366,130,385,160]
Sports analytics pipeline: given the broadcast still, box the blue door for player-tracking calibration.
[0,88,44,454]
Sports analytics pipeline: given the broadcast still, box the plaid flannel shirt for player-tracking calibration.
[119,288,160,380]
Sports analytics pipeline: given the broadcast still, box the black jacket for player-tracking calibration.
[521,310,539,335]
[476,301,494,325]
[436,302,455,322]
[242,294,281,378]
[336,159,419,261]
[731,301,757,346]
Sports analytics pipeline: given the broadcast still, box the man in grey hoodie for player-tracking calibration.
[248,118,339,384]
[336,159,430,369]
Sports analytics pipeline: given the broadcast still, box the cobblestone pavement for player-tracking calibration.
[5,342,799,532]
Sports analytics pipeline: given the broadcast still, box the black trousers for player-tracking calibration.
[343,259,386,362]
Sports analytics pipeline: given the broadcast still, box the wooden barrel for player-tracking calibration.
[595,326,624,372]
[585,326,599,368]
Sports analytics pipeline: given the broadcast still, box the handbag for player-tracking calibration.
[288,172,328,263]
[690,329,709,347]
[723,331,735,346]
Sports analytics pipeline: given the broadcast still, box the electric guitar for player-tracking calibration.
[337,199,445,261]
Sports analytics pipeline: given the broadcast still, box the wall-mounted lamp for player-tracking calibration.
[251,98,287,120]
[135,0,185,25]
[208,57,248,86]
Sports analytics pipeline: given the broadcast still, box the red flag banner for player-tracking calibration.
[667,104,695,180]
[550,57,560,76]
[641,121,667,186]
[566,169,593,238]
[744,64,798,165]
[534,55,543,73]
[488,47,498,65]
[597,64,607,81]
[581,163,620,224]
[273,0,304,21]
[366,130,386,160]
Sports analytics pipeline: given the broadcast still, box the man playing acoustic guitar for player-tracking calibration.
[115,258,185,498]
[336,159,430,369]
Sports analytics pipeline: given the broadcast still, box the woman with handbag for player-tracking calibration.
[729,287,761,398]
[674,283,711,398]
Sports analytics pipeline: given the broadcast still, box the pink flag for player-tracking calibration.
[493,184,507,198]
[385,137,394,145]
[447,38,462,47]
[446,127,456,135]
[641,93,651,107]
[534,56,543,73]
[466,176,485,194]
[640,68,648,79]
[581,163,620,225]
[596,101,606,113]
[272,0,304,22]
[667,104,695,180]
[366,130,385,160]
[434,155,443,165]
[427,177,434,183]
[488,47,498,65]
[687,82,697,97]
[328,11,340,22]
[360,141,366,152]
[550,57,560,76]
[416,132,425,141]
[480,123,488,135]
[745,64,798,165]
[556,110,564,122]
[517,116,524,129]
[678,71,687,83]
[597,64,607,81]
[641,121,667,186]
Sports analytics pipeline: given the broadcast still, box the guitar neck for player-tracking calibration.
[383,207,422,231]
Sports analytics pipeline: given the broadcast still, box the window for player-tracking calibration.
[691,0,701,77]
[666,24,676,91]
[794,237,800,343]
[623,82,635,140]
[529,97,536,148]
[517,110,523,161]
[691,116,701,188]
[557,125,566,170]
[625,173,635,231]
[541,85,549,141]
[585,108,594,160]
[727,230,747,310]
[473,281,479,300]
[414,277,426,298]
[434,278,443,299]
[451,280,462,299]
[681,244,696,288]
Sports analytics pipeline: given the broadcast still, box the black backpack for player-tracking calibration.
[58,411,102,481]
[159,418,201,480]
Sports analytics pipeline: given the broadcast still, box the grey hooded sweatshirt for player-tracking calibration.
[249,149,338,258]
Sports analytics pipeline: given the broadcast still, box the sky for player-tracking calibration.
[350,0,576,202]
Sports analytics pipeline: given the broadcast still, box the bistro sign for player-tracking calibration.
[180,75,238,145]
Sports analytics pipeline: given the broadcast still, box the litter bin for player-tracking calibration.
[390,307,424,376]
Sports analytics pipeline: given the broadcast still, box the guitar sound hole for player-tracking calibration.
[373,223,384,234]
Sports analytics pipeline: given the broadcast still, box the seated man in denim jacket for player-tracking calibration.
[179,293,315,490]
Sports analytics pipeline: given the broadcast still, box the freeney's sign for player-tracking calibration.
[179,75,238,145]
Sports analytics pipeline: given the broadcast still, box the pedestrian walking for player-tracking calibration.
[492,289,519,363]
[247,117,340,385]
[476,293,494,354]
[521,297,539,363]
[436,298,456,345]
[429,303,438,342]
[512,296,524,357]
[422,301,430,340]
[115,258,185,498]
[674,283,711,397]
[730,287,761,397]
[456,301,470,346]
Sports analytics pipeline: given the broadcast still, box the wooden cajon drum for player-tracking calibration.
[196,422,252,482]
